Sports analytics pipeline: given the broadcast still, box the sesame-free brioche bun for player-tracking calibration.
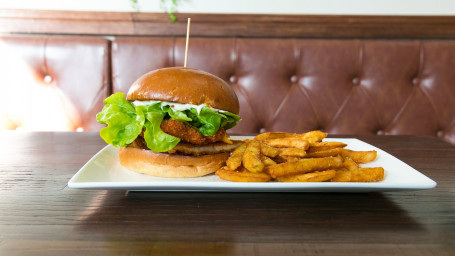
[119,67,240,178]
[127,67,240,114]
[119,147,230,178]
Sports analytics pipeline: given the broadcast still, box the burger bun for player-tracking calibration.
[126,67,239,114]
[119,146,230,178]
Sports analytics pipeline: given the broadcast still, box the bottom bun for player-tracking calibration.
[118,146,230,178]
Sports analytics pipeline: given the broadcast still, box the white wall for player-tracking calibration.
[0,0,454,15]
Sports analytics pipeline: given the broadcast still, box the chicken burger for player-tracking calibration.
[96,67,241,178]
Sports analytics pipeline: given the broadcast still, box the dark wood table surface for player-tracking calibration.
[1,131,454,256]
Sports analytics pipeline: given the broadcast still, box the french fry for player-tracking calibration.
[297,130,328,143]
[307,141,347,153]
[277,169,336,182]
[260,142,280,157]
[243,140,264,173]
[332,158,384,182]
[274,155,301,163]
[260,155,277,167]
[216,167,271,182]
[305,148,343,158]
[219,130,385,183]
[254,131,296,141]
[341,149,377,163]
[226,142,248,170]
[265,156,343,178]
[331,168,352,182]
[343,157,359,172]
[264,137,309,149]
[352,167,384,182]
[279,147,307,157]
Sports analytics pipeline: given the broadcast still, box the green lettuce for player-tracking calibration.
[96,92,241,152]
[96,92,144,147]
[136,104,180,152]
[161,105,192,122]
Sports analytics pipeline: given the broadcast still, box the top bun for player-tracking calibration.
[127,67,239,114]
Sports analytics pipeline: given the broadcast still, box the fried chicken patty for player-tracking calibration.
[130,119,234,156]
[160,119,226,145]
[130,136,240,156]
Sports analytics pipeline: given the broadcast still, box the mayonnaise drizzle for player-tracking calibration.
[132,100,228,115]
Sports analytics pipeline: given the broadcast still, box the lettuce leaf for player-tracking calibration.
[96,92,144,147]
[96,92,241,152]
[162,105,192,122]
[136,104,180,152]
[187,107,222,136]
[218,110,241,130]
[186,107,241,136]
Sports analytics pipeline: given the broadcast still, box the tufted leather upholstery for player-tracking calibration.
[2,35,455,145]
[0,36,110,131]
[112,37,455,145]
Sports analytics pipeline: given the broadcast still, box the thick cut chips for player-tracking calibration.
[216,130,384,183]
[264,137,309,149]
[331,158,384,182]
[265,156,343,178]
[307,142,347,153]
[226,142,248,170]
[216,167,271,182]
[277,170,336,182]
[243,141,264,173]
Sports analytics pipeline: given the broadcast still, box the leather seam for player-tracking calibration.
[233,37,239,76]
[171,37,176,67]
[416,42,442,129]
[356,41,382,131]
[385,85,418,131]
[236,84,261,129]
[325,87,355,132]
[267,40,299,127]
[43,36,49,76]
[325,41,363,132]
[292,40,321,128]
[233,38,261,130]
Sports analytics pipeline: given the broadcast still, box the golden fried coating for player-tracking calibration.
[160,119,226,145]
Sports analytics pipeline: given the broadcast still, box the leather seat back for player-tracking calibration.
[112,37,455,144]
[0,36,110,131]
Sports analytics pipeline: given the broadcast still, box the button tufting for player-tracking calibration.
[290,75,299,83]
[229,76,237,83]
[437,130,444,137]
[412,78,420,85]
[259,128,267,133]
[377,130,384,135]
[352,77,360,85]
[44,75,53,84]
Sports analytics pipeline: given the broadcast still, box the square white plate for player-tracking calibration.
[68,137,437,192]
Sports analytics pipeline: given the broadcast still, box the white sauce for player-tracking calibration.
[132,100,228,115]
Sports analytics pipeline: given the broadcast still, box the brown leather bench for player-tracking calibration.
[0,35,110,131]
[1,11,455,145]
[112,37,455,144]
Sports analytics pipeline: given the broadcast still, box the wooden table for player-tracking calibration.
[1,131,454,256]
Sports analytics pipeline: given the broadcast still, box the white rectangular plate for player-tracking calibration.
[68,137,436,192]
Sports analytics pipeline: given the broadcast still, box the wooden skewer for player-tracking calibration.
[184,18,191,68]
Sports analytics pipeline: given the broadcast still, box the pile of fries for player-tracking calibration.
[215,131,384,182]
